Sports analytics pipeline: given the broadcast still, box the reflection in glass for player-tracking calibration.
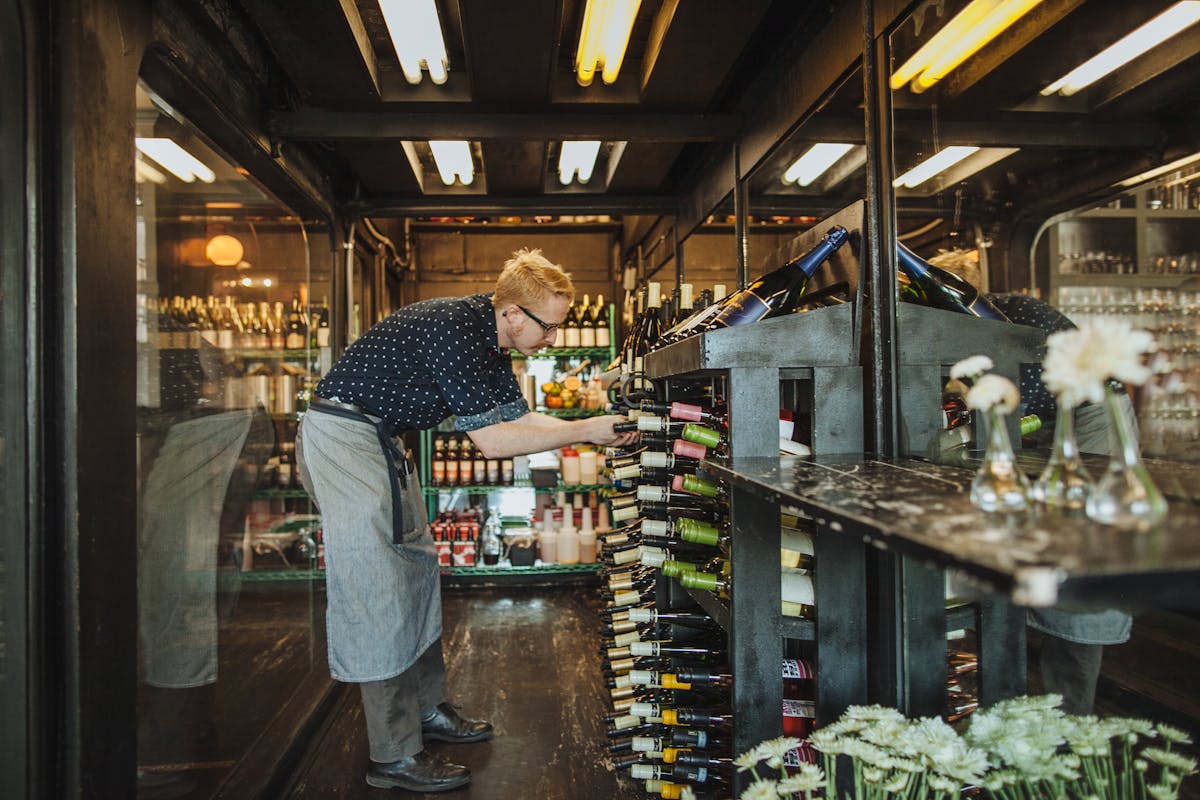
[134,79,327,797]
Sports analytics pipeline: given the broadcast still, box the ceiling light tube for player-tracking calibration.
[379,0,450,86]
[911,0,1042,93]
[428,140,474,186]
[135,138,215,183]
[559,140,603,185]
[783,143,855,186]
[575,0,642,87]
[1115,151,1200,188]
[1041,2,1200,96]
[135,157,167,185]
[890,0,998,90]
[894,146,981,188]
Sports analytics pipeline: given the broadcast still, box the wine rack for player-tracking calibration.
[896,302,1046,456]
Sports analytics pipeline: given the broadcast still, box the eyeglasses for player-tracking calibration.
[517,305,560,335]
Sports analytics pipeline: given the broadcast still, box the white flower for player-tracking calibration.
[805,729,846,756]
[756,736,802,769]
[951,355,994,381]
[1146,783,1178,800]
[738,778,781,800]
[966,374,1019,414]
[844,705,907,723]
[1042,322,1155,408]
[1155,723,1193,746]
[735,749,764,772]
[1144,747,1198,774]
[882,772,909,793]
[777,766,826,795]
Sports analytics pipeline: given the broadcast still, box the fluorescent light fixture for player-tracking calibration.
[783,143,855,186]
[1115,151,1200,188]
[135,156,167,185]
[559,141,603,185]
[135,138,215,183]
[894,146,980,188]
[428,140,474,185]
[379,0,450,85]
[892,0,1042,93]
[575,0,642,87]
[1041,2,1200,96]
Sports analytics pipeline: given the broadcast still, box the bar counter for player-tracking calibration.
[703,454,1200,609]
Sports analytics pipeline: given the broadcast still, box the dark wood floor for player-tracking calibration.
[284,588,645,799]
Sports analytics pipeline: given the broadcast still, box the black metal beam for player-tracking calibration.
[345,194,680,217]
[273,109,742,142]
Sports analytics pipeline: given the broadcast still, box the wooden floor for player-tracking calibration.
[283,588,645,799]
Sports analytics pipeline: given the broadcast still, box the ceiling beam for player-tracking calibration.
[272,110,741,142]
[345,194,680,217]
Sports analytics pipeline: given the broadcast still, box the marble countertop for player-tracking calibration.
[702,455,1200,608]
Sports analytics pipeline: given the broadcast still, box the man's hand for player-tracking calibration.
[583,414,639,448]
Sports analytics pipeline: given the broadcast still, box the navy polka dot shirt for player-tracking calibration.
[317,293,528,432]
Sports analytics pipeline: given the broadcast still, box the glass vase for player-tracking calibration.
[970,407,1030,512]
[1030,403,1093,511]
[1085,388,1167,529]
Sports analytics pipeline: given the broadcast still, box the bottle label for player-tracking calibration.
[678,521,720,548]
[669,402,705,422]
[709,290,770,328]
[641,519,669,537]
[641,451,669,469]
[682,424,721,449]
[680,571,719,592]
[782,658,815,680]
[681,474,720,498]
[673,439,708,459]
[627,607,655,624]
[637,485,669,503]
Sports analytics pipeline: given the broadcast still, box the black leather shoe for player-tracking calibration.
[421,702,494,743]
[365,750,471,792]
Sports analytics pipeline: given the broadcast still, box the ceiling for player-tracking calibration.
[216,0,1200,235]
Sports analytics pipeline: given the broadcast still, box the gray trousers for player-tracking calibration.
[1040,635,1104,715]
[361,637,448,762]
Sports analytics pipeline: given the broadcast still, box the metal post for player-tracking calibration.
[674,224,685,288]
[862,2,898,459]
[733,143,750,290]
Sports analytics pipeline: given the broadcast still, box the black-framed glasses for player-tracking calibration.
[517,305,560,334]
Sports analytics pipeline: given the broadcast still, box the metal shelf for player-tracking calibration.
[254,488,310,499]
[536,407,607,418]
[423,482,607,496]
[513,347,613,359]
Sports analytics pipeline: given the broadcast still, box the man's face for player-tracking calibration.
[509,295,569,355]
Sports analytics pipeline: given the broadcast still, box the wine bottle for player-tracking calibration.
[674,283,694,326]
[896,241,1010,321]
[593,294,610,348]
[703,225,849,330]
[284,295,304,349]
[681,567,816,618]
[563,301,582,347]
[642,283,665,353]
[431,436,446,486]
[579,293,596,347]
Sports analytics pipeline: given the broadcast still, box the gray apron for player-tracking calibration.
[139,409,255,688]
[296,407,442,682]
[1027,395,1136,646]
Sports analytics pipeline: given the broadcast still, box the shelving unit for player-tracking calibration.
[643,211,870,772]
[414,318,617,582]
[1045,187,1200,304]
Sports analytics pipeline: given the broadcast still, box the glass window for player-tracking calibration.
[134,79,331,797]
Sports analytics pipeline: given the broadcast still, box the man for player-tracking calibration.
[295,248,636,792]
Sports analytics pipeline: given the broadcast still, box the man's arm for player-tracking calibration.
[466,412,636,459]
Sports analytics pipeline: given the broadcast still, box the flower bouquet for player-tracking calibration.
[732,695,1196,800]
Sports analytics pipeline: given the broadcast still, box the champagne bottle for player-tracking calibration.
[703,225,849,330]
[896,241,1010,321]
[286,294,307,349]
[674,283,694,325]
[579,293,596,347]
[271,302,287,350]
[641,283,665,354]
